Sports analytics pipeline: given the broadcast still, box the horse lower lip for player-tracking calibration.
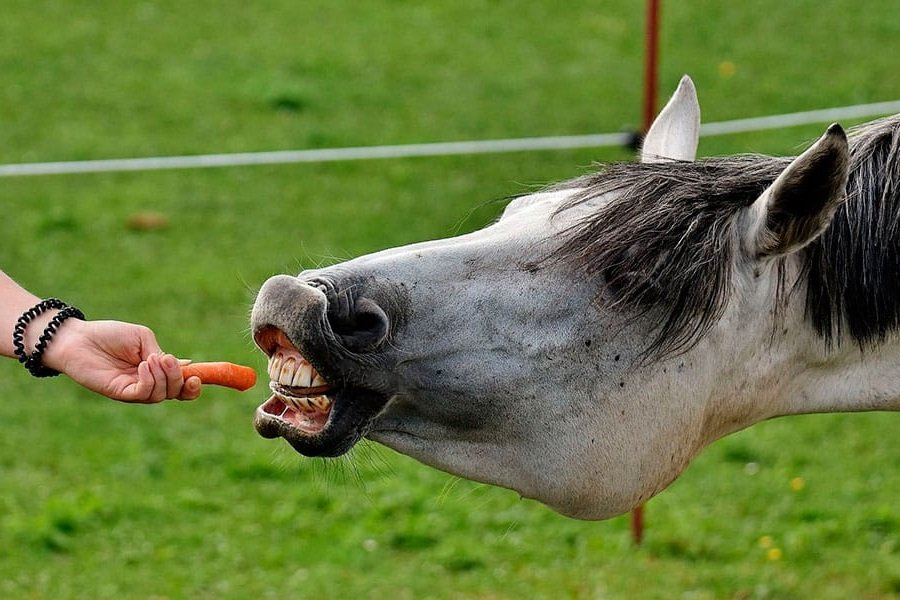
[253,402,359,458]
[255,385,391,458]
[258,393,333,435]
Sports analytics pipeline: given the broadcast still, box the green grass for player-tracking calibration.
[1,1,899,598]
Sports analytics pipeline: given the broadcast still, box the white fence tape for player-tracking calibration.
[2,100,899,177]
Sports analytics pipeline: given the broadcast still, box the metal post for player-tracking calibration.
[641,0,661,133]
[631,0,661,547]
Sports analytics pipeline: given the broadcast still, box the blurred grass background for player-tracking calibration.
[1,1,898,598]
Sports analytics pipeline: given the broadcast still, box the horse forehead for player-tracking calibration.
[467,187,593,245]
[338,188,586,273]
[499,188,585,220]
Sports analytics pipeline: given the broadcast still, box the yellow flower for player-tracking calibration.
[758,535,773,548]
[718,61,736,78]
[767,548,783,561]
[790,477,806,492]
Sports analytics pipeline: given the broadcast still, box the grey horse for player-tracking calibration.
[251,77,900,519]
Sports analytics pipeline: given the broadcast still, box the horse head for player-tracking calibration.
[251,77,899,519]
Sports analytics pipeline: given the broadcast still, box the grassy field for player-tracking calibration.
[1,1,899,598]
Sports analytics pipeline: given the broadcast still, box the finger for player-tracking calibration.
[179,376,203,401]
[125,359,162,404]
[160,353,184,399]
[146,353,168,403]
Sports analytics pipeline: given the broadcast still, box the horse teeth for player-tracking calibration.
[290,365,303,387]
[268,354,282,379]
[292,362,314,388]
[271,355,282,381]
[297,397,312,412]
[311,395,331,410]
[279,357,297,386]
[268,351,329,390]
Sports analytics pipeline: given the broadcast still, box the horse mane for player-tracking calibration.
[553,115,900,358]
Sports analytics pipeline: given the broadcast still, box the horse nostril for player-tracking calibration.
[327,296,390,351]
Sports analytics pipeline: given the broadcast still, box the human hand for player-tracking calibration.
[42,319,202,403]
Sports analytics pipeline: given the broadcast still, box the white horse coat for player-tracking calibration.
[251,78,900,519]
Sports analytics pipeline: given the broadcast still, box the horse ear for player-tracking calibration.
[640,75,701,163]
[745,124,850,259]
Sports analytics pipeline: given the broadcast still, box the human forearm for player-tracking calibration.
[0,270,56,359]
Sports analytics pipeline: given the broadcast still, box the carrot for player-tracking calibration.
[181,362,257,391]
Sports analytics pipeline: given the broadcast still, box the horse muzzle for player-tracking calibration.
[250,274,397,456]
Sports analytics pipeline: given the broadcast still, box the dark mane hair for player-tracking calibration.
[553,115,900,358]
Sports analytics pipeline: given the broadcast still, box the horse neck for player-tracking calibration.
[766,320,900,418]
[707,272,900,438]
[788,342,900,413]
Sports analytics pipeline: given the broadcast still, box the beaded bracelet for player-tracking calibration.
[11,298,66,363]
[12,299,86,378]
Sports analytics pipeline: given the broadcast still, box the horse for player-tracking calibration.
[250,76,900,520]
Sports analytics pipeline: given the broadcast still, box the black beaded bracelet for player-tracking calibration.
[12,299,86,378]
[12,298,66,364]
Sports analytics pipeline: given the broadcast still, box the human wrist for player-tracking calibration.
[21,309,62,354]
[40,315,88,374]
[12,299,86,376]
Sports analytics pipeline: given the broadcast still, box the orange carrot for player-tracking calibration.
[181,362,257,391]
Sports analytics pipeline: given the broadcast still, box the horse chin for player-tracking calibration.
[255,387,387,457]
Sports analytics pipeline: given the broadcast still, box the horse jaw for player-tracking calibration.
[640,75,700,163]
